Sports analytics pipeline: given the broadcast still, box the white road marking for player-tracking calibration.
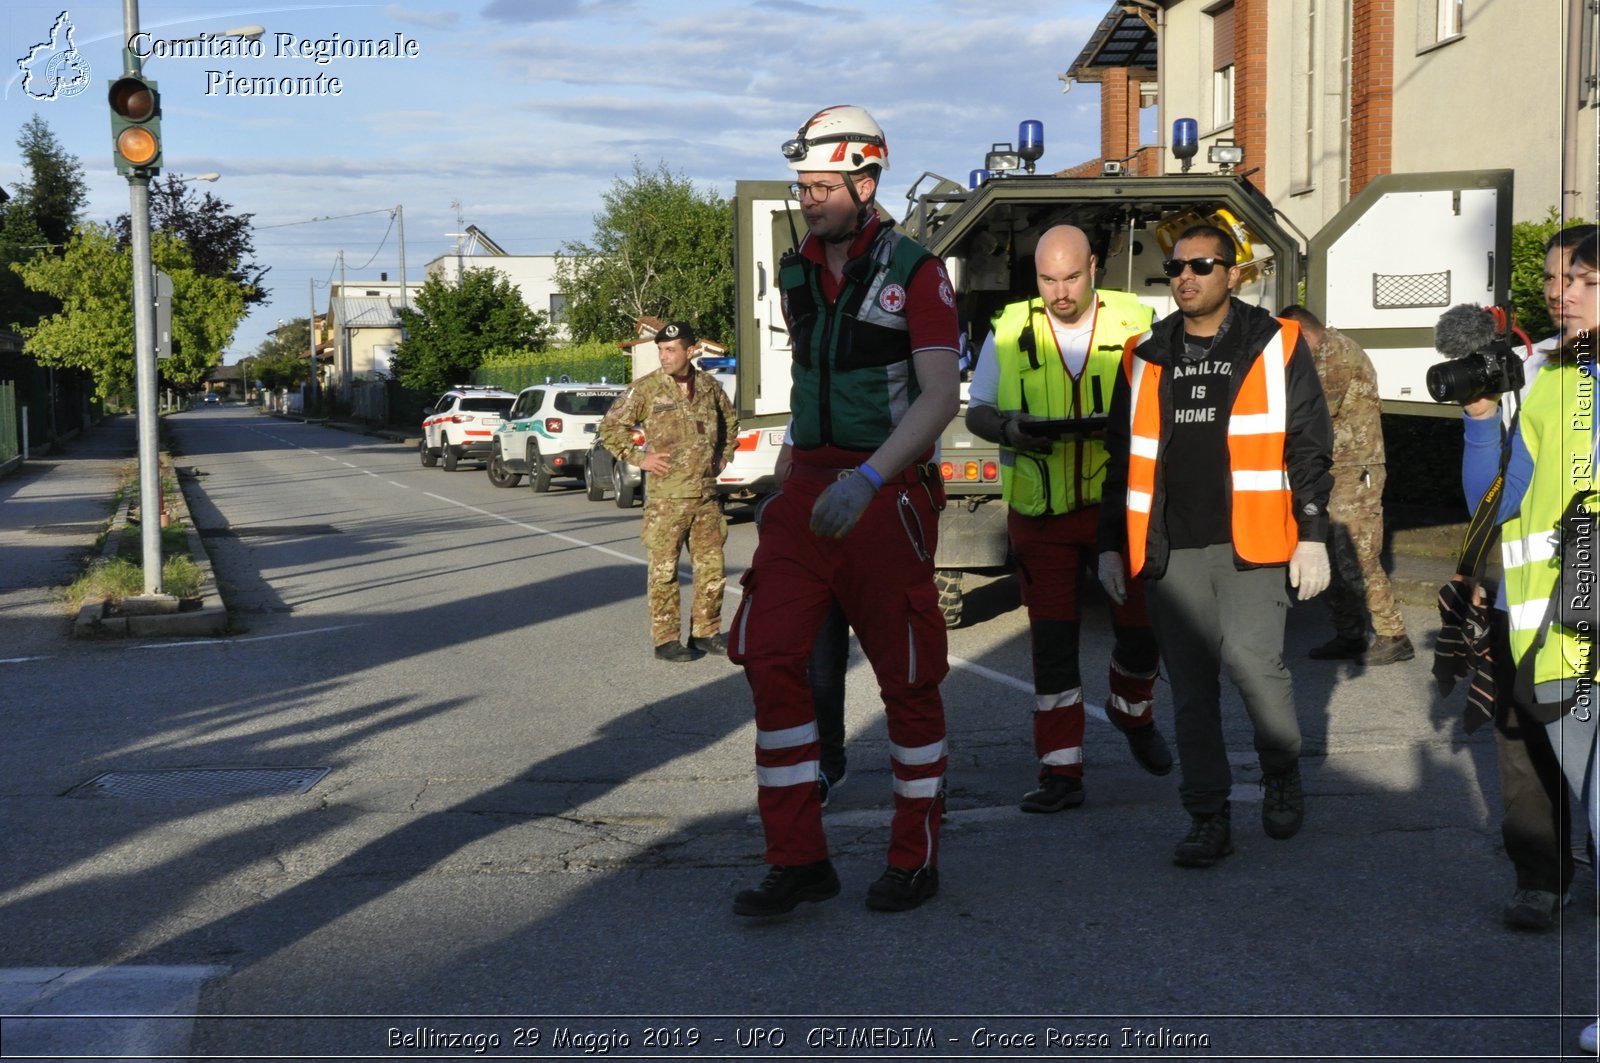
[133,624,364,651]
[423,492,642,565]
[0,656,50,665]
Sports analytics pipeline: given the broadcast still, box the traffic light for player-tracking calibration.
[108,73,161,176]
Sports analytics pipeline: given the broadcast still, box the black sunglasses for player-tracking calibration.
[1163,256,1236,278]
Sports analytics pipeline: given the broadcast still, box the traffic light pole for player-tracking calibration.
[122,0,164,596]
[129,173,163,595]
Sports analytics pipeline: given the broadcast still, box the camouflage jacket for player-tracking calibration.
[1310,326,1385,468]
[598,368,739,500]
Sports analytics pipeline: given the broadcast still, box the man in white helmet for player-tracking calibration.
[729,104,961,916]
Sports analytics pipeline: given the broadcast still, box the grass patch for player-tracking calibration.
[61,554,205,611]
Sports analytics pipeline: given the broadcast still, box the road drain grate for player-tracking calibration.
[29,522,106,535]
[198,525,341,538]
[64,766,331,800]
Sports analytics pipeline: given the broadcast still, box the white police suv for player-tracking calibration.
[487,381,625,492]
[421,386,517,471]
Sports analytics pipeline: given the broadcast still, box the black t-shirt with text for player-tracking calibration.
[1162,335,1234,549]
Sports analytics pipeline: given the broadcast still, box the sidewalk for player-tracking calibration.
[0,415,137,659]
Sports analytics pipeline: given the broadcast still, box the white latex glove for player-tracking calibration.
[810,470,877,539]
[1289,540,1331,600]
[1097,551,1127,606]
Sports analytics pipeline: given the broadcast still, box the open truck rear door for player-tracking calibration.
[1306,169,1513,415]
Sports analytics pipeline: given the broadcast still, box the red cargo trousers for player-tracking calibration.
[730,446,949,870]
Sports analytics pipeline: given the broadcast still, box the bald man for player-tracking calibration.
[967,225,1171,813]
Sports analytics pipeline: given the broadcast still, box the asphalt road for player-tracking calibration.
[0,406,1593,1061]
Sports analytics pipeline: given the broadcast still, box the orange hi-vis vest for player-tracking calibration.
[1122,319,1302,577]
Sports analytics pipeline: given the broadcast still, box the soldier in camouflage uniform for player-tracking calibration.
[1281,305,1414,665]
[598,322,739,662]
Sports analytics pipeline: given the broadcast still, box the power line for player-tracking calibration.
[255,206,395,231]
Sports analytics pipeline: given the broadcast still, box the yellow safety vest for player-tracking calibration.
[1502,358,1599,707]
[993,289,1152,516]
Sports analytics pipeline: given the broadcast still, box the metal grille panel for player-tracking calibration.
[65,767,330,800]
[1372,270,1451,309]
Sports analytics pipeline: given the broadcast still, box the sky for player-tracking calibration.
[0,0,1133,364]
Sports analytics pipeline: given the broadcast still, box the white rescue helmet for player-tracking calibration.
[782,105,890,173]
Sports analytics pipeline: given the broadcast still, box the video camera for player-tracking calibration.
[1426,303,1527,404]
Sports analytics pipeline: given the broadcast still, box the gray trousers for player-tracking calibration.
[1145,544,1299,815]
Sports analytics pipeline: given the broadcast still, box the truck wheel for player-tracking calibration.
[419,438,438,468]
[441,436,459,471]
[934,569,963,629]
[585,459,605,501]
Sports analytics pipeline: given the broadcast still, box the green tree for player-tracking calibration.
[556,160,733,347]
[390,267,551,397]
[114,173,269,306]
[248,318,311,388]
[0,116,88,330]
[13,223,246,398]
[1511,208,1589,341]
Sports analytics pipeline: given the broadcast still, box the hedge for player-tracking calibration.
[474,341,633,393]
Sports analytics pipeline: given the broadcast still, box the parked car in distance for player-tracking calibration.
[718,425,784,509]
[488,382,624,491]
[421,386,517,471]
[585,431,645,508]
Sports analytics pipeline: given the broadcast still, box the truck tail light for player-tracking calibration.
[940,462,955,481]
[545,417,563,433]
[983,460,999,480]
[630,429,646,447]
[451,414,470,424]
[963,461,979,481]
[735,429,760,452]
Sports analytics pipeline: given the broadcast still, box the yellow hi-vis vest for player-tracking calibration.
[1502,358,1599,708]
[1123,318,1303,577]
[993,289,1152,516]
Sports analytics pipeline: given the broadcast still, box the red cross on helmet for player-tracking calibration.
[781,105,890,173]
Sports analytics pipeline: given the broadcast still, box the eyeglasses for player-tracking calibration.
[788,181,847,203]
[1162,256,1236,278]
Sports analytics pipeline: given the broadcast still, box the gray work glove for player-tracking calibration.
[1289,540,1331,600]
[810,470,877,539]
[1097,551,1127,606]
[1002,412,1054,453]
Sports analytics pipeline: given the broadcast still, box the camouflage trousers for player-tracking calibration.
[641,495,728,647]
[1326,464,1407,639]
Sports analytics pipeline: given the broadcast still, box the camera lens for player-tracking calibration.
[1426,356,1490,404]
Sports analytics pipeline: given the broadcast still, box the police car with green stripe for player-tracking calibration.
[486,381,625,492]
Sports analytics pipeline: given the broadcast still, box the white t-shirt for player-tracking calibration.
[969,309,1097,408]
[1502,334,1560,429]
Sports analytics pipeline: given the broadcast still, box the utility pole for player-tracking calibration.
[396,205,408,310]
[308,278,318,412]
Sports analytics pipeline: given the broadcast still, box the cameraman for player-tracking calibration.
[1461,228,1598,1057]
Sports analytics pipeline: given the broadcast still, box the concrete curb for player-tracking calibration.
[72,453,228,639]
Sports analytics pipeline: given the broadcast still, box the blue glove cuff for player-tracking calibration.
[858,463,884,490]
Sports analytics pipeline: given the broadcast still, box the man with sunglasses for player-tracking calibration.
[1098,224,1333,868]
[728,105,960,916]
[965,224,1171,815]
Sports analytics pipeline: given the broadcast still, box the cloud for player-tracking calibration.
[383,5,460,29]
[478,0,634,24]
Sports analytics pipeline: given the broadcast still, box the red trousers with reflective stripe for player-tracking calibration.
[1009,506,1158,778]
[730,450,948,869]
